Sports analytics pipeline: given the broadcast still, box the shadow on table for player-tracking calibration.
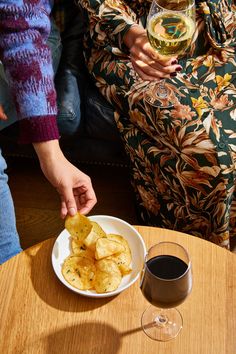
[44,322,120,354]
[28,239,116,312]
[43,322,143,354]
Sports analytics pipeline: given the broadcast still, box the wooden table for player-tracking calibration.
[1,226,236,354]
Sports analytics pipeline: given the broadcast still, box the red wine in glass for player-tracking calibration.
[140,242,192,341]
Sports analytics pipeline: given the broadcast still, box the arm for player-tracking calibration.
[33,140,97,218]
[0,0,59,143]
[80,0,181,80]
[0,1,97,216]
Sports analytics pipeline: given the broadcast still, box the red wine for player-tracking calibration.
[140,255,192,308]
[147,255,188,279]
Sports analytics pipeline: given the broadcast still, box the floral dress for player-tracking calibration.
[79,0,236,249]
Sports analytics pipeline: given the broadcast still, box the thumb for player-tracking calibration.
[147,45,177,66]
[60,187,78,217]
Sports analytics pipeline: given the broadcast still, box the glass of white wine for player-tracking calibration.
[145,0,196,107]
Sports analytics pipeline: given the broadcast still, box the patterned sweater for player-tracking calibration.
[0,0,59,144]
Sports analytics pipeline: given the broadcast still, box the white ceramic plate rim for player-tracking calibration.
[51,215,146,298]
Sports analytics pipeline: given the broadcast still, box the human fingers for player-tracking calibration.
[130,44,182,79]
[60,200,68,219]
[144,47,178,67]
[130,37,177,67]
[60,182,97,218]
[0,105,7,120]
[132,49,181,72]
[78,196,97,215]
[59,185,78,218]
[76,185,97,215]
[131,56,182,81]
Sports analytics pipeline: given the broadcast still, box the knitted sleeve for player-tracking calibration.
[0,0,59,144]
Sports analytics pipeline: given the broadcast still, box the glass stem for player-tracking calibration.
[155,312,169,327]
[157,79,168,99]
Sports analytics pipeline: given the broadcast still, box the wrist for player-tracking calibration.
[123,24,146,49]
[33,140,64,163]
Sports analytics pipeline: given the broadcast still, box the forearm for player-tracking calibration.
[33,139,97,218]
[123,24,146,49]
[33,140,64,165]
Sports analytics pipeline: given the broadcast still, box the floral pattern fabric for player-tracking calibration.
[79,0,236,249]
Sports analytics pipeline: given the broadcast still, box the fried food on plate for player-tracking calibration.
[94,259,122,293]
[62,213,133,293]
[71,239,94,259]
[106,234,132,275]
[62,255,96,290]
[95,238,125,260]
[84,221,106,250]
[65,213,92,241]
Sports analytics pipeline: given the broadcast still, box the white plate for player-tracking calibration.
[52,215,146,298]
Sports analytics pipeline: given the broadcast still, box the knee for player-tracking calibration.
[55,68,81,137]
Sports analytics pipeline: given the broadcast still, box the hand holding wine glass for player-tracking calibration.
[145,0,196,107]
[140,241,192,341]
[124,25,181,82]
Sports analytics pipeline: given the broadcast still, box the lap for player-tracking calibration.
[87,46,236,241]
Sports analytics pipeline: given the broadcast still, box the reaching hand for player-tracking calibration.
[0,105,7,120]
[33,140,97,218]
[123,25,182,81]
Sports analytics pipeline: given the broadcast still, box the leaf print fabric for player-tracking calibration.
[79,0,236,249]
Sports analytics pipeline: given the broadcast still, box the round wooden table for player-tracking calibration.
[0,226,235,354]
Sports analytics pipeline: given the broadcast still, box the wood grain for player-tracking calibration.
[0,226,235,354]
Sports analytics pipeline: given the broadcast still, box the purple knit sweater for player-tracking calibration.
[0,0,59,144]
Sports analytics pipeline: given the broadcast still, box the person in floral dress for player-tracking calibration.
[78,0,236,249]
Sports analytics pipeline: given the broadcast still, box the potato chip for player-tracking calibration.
[95,258,122,274]
[107,233,130,250]
[65,212,92,241]
[94,259,122,293]
[62,218,133,294]
[95,238,125,260]
[108,252,132,275]
[71,239,94,259]
[62,255,96,290]
[84,221,106,250]
[106,234,132,274]
[94,272,122,293]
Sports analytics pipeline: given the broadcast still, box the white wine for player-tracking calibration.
[147,12,195,56]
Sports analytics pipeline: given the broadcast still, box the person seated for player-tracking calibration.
[0,0,96,264]
[78,0,236,249]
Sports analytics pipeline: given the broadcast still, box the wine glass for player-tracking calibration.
[140,241,192,341]
[145,0,196,107]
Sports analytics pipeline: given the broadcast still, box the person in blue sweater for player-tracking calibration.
[0,0,97,264]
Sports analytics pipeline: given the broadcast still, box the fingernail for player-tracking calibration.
[171,59,178,65]
[175,66,182,72]
[170,72,177,77]
[69,207,76,216]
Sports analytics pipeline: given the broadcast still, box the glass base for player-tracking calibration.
[141,305,183,341]
[144,82,180,108]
